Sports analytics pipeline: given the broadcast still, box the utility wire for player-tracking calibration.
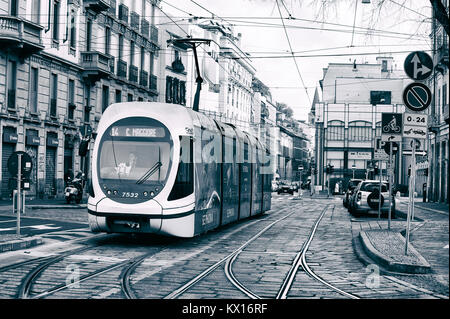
[275,0,311,105]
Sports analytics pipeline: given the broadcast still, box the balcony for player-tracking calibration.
[0,16,44,57]
[149,74,157,94]
[435,45,449,72]
[109,55,115,73]
[118,3,129,24]
[80,51,112,83]
[108,0,116,16]
[117,59,127,78]
[129,65,138,83]
[150,25,158,45]
[83,0,111,14]
[130,12,140,31]
[140,70,148,87]
[141,19,149,38]
[428,114,440,134]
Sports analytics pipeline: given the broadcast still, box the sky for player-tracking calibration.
[160,0,432,121]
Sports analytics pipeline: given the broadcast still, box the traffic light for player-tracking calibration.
[326,166,330,174]
[424,168,428,176]
[374,167,379,175]
[330,165,334,174]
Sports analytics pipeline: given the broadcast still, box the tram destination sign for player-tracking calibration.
[109,126,165,138]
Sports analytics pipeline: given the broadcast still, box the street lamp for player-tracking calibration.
[352,164,356,179]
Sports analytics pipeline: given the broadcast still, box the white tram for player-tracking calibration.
[87,102,272,237]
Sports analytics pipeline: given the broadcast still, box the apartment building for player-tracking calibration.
[0,0,161,199]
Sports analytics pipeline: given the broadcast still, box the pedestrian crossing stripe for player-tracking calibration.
[444,245,449,249]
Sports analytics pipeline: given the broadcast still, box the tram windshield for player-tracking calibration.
[99,141,171,183]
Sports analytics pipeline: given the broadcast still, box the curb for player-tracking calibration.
[0,237,43,253]
[0,205,87,211]
[359,230,431,274]
[395,208,424,222]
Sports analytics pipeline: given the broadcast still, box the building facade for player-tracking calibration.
[427,1,449,203]
[313,57,413,191]
[0,0,161,200]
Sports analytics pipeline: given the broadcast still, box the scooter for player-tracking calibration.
[65,172,85,204]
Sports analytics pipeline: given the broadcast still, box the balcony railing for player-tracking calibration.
[129,65,138,83]
[117,59,127,78]
[150,25,158,45]
[140,70,148,87]
[80,51,112,82]
[0,16,44,56]
[83,0,111,14]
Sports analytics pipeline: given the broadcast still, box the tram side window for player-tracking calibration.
[168,136,193,200]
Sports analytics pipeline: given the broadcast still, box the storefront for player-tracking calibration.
[25,130,40,199]
[1,127,18,199]
[45,132,59,198]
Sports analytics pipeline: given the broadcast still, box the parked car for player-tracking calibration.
[348,180,395,218]
[343,179,363,208]
[271,180,279,192]
[277,180,295,195]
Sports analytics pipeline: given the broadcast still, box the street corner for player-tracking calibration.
[0,234,43,253]
[359,230,431,274]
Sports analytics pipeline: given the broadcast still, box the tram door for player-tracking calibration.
[238,135,251,220]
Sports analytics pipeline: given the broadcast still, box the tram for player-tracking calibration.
[87,102,272,237]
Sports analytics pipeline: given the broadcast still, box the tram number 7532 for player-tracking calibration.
[122,192,139,198]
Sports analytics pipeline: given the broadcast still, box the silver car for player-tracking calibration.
[349,180,396,218]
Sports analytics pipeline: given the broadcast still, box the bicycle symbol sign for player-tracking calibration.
[381,113,403,142]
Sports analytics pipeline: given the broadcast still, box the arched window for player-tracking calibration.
[349,121,372,141]
[327,120,344,140]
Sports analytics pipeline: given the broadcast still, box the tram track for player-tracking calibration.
[13,235,174,299]
[223,204,360,300]
[162,204,311,299]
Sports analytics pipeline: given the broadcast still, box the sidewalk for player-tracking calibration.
[353,199,449,276]
[0,197,88,253]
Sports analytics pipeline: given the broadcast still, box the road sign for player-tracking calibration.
[7,151,33,178]
[402,82,432,112]
[383,141,399,155]
[374,137,389,161]
[381,113,403,142]
[403,113,428,139]
[404,51,433,81]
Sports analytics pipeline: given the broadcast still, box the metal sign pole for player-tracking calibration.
[405,140,415,255]
[388,143,393,230]
[378,160,382,219]
[411,143,417,221]
[17,154,22,236]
